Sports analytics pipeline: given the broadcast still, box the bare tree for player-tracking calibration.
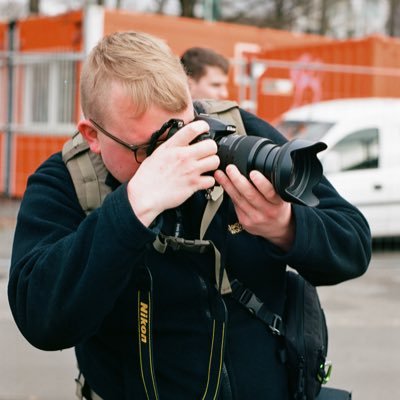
[179,0,197,17]
[386,0,400,36]
[152,0,168,14]
[219,0,354,36]
[318,0,329,35]
[220,0,315,30]
[7,0,399,39]
[29,0,39,14]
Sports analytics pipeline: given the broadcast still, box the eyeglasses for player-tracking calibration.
[89,118,184,163]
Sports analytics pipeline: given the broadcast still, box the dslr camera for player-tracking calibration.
[192,114,327,207]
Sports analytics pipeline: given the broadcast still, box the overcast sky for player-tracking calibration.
[0,0,182,16]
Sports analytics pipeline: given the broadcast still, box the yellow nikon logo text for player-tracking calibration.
[140,301,149,343]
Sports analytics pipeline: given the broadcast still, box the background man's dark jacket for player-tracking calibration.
[8,109,371,399]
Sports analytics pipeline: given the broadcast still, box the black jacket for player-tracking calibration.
[8,109,371,399]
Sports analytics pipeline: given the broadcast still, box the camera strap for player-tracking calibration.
[136,264,228,400]
[153,186,231,294]
[136,266,159,400]
[137,186,231,399]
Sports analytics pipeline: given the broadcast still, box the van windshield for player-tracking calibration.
[276,120,334,141]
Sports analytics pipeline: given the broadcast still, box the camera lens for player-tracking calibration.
[217,134,327,207]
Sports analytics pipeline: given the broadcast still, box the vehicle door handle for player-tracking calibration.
[373,184,382,190]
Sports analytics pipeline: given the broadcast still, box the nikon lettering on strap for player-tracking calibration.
[139,301,149,344]
[136,265,228,400]
[136,267,159,400]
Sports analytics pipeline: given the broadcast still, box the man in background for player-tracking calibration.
[181,46,230,100]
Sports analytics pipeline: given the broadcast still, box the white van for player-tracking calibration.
[276,98,400,238]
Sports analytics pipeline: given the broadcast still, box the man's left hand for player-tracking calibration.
[214,165,295,251]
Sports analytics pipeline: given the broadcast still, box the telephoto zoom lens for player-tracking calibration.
[216,134,327,207]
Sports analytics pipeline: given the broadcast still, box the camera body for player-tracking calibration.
[191,113,237,143]
[189,114,326,207]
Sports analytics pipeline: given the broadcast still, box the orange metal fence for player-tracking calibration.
[2,9,400,199]
[242,35,400,122]
[11,135,70,197]
[0,22,8,194]
[0,8,331,198]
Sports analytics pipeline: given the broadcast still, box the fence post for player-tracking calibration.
[5,21,16,197]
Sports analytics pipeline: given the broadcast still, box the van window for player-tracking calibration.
[323,128,379,173]
[276,120,334,140]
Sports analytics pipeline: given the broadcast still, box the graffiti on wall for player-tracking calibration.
[290,53,324,108]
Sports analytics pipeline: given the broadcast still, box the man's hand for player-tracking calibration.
[127,120,220,227]
[214,165,295,251]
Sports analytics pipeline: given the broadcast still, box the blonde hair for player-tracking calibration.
[80,31,190,121]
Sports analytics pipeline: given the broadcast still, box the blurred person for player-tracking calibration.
[8,31,371,400]
[181,46,229,100]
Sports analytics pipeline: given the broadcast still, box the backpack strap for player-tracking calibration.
[202,186,231,295]
[62,132,111,215]
[194,99,246,136]
[231,271,332,399]
[230,278,284,336]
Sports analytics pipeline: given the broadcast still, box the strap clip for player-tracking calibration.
[167,237,210,253]
[230,279,283,336]
[317,360,333,384]
[269,314,283,336]
[240,289,263,315]
[231,279,263,315]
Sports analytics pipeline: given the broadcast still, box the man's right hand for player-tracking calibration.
[127,120,220,227]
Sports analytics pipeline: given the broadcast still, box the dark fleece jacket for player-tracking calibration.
[8,109,371,399]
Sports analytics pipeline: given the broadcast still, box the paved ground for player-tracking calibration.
[1,197,399,399]
[0,198,77,400]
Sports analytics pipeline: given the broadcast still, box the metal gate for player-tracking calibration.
[0,49,84,197]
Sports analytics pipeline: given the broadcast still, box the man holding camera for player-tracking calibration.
[8,31,370,399]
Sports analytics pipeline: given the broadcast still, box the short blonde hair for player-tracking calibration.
[80,31,190,121]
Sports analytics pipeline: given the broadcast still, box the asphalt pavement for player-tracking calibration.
[1,197,399,399]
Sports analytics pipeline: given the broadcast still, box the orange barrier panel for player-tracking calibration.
[103,11,330,57]
[17,10,83,51]
[6,12,84,197]
[0,133,4,193]
[103,10,330,104]
[3,9,330,198]
[0,22,7,49]
[11,135,70,197]
[252,35,400,122]
[6,9,400,196]
[1,23,8,194]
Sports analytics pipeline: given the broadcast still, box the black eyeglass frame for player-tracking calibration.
[89,118,184,163]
